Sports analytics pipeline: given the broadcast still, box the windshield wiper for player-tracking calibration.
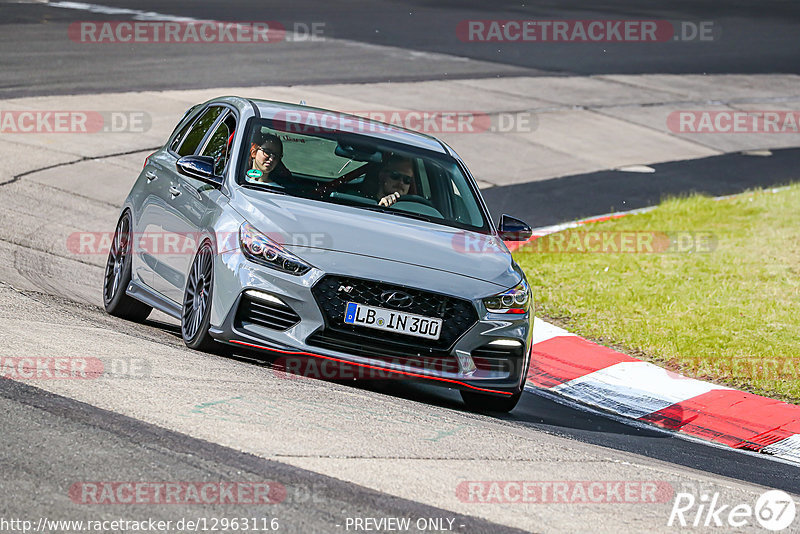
[383,210,439,223]
[355,205,439,224]
[239,183,287,195]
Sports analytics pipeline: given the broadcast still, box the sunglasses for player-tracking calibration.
[257,146,282,159]
[384,170,413,185]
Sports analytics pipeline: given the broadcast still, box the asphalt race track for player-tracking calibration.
[3,0,800,97]
[1,1,799,533]
[482,147,800,227]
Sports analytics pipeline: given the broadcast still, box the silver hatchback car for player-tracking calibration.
[103,97,534,412]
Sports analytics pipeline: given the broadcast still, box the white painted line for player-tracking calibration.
[550,361,729,419]
[740,149,773,157]
[762,434,800,463]
[47,1,475,64]
[616,165,656,173]
[532,317,576,345]
[49,1,199,22]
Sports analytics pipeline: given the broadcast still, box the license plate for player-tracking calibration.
[343,302,442,341]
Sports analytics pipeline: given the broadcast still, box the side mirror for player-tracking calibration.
[176,155,223,187]
[498,214,533,241]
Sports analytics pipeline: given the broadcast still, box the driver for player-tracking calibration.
[374,155,415,207]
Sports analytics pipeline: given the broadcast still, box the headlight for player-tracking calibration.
[239,222,311,275]
[482,280,530,314]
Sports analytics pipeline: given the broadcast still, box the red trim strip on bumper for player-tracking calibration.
[229,339,513,395]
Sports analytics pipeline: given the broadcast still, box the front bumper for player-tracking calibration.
[209,251,532,396]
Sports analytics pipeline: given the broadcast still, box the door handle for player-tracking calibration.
[145,171,158,183]
[169,185,181,197]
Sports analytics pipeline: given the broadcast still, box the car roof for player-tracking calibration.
[243,98,448,154]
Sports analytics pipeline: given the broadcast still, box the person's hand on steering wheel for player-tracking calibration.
[378,192,402,207]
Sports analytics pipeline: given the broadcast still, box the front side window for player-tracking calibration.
[237,118,489,232]
[176,106,223,157]
[201,112,237,176]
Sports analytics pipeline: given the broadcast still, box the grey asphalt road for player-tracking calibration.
[483,147,800,227]
[0,378,527,534]
[0,279,798,533]
[1,0,799,98]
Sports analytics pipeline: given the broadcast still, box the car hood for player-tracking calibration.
[230,189,519,289]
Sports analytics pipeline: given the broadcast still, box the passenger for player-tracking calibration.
[365,155,416,207]
[246,131,292,184]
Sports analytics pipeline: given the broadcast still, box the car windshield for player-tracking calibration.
[236,116,490,232]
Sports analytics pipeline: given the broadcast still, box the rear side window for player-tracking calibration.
[201,112,237,176]
[176,106,223,156]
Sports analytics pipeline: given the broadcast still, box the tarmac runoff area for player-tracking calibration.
[1,74,799,532]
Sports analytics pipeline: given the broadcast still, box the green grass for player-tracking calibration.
[516,184,800,403]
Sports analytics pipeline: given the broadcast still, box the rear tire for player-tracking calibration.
[103,211,152,321]
[461,389,523,413]
[181,242,218,352]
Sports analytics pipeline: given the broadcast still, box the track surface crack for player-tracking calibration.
[0,146,158,188]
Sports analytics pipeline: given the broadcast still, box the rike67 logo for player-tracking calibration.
[668,489,797,531]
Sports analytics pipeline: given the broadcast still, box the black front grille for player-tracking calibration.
[471,343,524,373]
[234,293,301,331]
[306,330,460,373]
[310,275,478,351]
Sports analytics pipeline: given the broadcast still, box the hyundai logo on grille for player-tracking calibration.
[381,290,413,308]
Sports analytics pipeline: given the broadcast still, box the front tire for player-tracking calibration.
[103,211,152,321]
[181,242,218,351]
[461,389,523,413]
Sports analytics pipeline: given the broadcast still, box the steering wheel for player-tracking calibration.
[312,162,375,197]
[394,194,435,208]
